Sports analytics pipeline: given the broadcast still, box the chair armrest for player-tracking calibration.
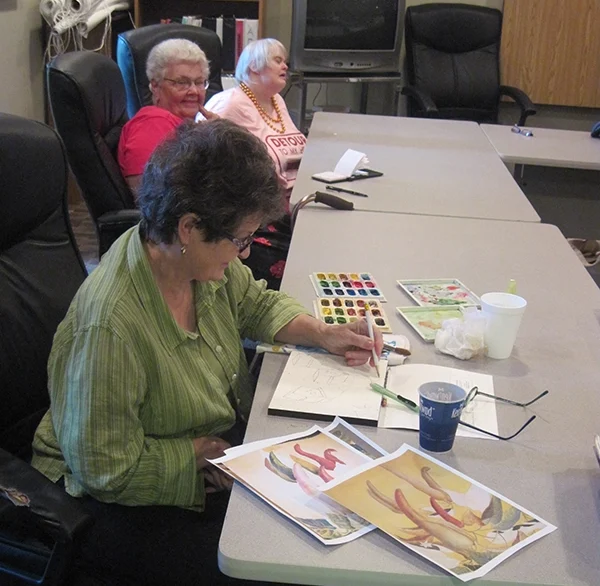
[97,209,142,256]
[401,85,439,116]
[0,449,91,540]
[0,448,92,584]
[98,208,141,228]
[499,85,537,126]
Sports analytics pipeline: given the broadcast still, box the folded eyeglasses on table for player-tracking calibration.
[459,387,549,440]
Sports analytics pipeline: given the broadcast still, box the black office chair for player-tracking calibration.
[402,3,536,126]
[117,23,224,119]
[47,51,140,258]
[0,113,92,585]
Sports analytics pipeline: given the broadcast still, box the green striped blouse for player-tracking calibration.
[31,226,308,511]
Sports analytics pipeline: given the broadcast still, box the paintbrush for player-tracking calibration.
[383,342,411,356]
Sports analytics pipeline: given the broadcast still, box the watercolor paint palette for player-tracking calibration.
[397,278,480,307]
[396,305,472,342]
[314,298,392,332]
[310,272,386,301]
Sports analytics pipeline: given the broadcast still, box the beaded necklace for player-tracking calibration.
[239,82,286,134]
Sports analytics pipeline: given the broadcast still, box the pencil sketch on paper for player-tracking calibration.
[269,351,385,422]
[282,386,342,404]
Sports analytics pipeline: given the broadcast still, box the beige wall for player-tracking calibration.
[0,0,44,120]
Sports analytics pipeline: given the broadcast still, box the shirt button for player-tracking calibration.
[216,345,223,353]
[232,373,237,381]
[236,397,241,405]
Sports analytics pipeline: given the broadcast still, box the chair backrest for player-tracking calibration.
[47,51,135,229]
[405,3,502,123]
[0,113,87,460]
[117,23,224,119]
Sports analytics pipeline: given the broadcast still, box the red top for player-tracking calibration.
[118,106,182,177]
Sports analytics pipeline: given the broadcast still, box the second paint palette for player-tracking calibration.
[313,298,392,333]
[310,272,386,300]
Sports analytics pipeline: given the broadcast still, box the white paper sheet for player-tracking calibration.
[210,426,377,545]
[323,416,388,459]
[321,444,556,582]
[378,364,498,439]
[333,148,366,176]
[268,351,387,424]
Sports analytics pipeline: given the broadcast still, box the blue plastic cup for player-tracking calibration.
[419,382,467,452]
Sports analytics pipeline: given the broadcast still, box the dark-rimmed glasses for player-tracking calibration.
[221,230,255,253]
[459,387,549,440]
[163,77,210,91]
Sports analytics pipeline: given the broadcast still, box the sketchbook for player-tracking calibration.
[268,351,388,426]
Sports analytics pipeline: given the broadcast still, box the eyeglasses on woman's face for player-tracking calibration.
[163,77,210,91]
[221,230,255,253]
[191,216,256,253]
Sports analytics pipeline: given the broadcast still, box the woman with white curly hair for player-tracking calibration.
[118,37,218,193]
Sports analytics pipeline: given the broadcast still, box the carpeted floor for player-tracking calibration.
[69,197,99,274]
[517,164,600,287]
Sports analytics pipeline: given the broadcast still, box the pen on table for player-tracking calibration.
[370,383,419,413]
[326,185,369,198]
[364,303,381,377]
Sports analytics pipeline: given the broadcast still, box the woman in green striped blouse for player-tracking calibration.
[32,119,382,586]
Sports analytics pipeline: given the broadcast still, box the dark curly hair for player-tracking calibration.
[137,119,283,244]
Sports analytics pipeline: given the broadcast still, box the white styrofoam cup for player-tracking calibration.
[480,292,527,359]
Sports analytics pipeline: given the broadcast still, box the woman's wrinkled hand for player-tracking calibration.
[203,465,233,493]
[319,318,384,367]
[192,436,230,470]
[197,105,220,121]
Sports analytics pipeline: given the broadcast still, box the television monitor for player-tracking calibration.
[290,0,405,74]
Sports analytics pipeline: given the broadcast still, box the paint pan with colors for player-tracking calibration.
[313,298,392,332]
[310,272,386,300]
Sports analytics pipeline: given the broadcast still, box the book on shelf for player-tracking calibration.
[243,19,258,48]
[215,16,223,43]
[235,19,244,66]
[177,15,260,72]
[202,15,216,31]
[222,16,236,71]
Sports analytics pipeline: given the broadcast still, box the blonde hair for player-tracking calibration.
[235,38,287,84]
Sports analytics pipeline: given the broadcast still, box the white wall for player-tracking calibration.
[0,0,44,120]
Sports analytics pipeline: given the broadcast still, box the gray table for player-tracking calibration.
[291,112,540,223]
[481,124,600,171]
[219,209,600,585]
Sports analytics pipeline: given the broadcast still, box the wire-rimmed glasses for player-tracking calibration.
[163,77,210,91]
[459,387,548,440]
[221,230,256,253]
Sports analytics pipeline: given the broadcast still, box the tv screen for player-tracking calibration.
[290,0,405,74]
[304,0,398,51]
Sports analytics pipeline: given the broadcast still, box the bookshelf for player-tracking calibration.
[133,0,264,37]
